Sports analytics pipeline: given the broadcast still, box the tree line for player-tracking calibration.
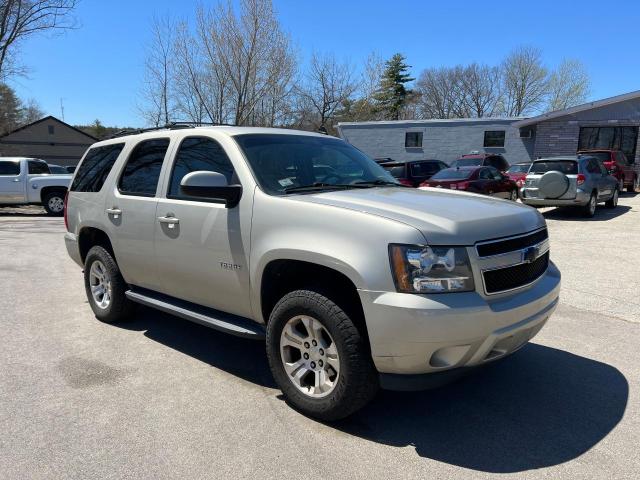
[141,0,590,134]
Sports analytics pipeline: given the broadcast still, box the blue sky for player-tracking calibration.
[10,0,640,127]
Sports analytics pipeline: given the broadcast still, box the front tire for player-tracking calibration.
[84,246,134,323]
[509,189,518,201]
[266,290,378,421]
[43,190,65,216]
[629,176,639,193]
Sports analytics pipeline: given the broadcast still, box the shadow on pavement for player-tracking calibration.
[115,308,627,473]
[0,206,49,217]
[116,305,276,388]
[543,205,630,221]
[334,343,628,473]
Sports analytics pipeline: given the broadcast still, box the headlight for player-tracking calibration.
[389,244,475,293]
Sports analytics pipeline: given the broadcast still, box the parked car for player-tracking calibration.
[420,166,519,200]
[48,164,70,175]
[374,157,394,164]
[64,126,560,420]
[0,157,71,215]
[65,166,77,174]
[506,162,531,188]
[576,149,639,193]
[451,153,509,172]
[382,159,448,187]
[521,156,619,217]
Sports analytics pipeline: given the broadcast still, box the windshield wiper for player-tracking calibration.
[353,179,408,187]
[284,182,367,194]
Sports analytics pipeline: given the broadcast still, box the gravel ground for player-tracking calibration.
[0,194,638,480]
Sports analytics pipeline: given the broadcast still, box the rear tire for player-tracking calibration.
[509,189,518,201]
[605,188,619,208]
[628,176,639,193]
[582,192,597,218]
[84,246,134,323]
[266,289,378,421]
[43,190,65,216]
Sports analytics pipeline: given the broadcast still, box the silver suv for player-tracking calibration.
[521,156,619,217]
[64,126,561,420]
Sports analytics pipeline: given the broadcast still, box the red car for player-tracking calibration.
[420,166,518,200]
[506,162,531,188]
[577,149,639,193]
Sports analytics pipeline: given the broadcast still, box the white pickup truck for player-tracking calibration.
[0,157,71,215]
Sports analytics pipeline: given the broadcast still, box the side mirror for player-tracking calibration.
[180,171,242,208]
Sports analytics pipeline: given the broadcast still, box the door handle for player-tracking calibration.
[157,215,180,228]
[106,207,122,219]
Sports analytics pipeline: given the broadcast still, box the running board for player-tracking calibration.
[125,288,265,340]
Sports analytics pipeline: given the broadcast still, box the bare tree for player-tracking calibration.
[200,0,296,126]
[21,96,43,122]
[546,59,590,112]
[0,0,78,80]
[501,46,548,116]
[139,15,175,127]
[460,63,502,117]
[415,66,467,119]
[296,52,357,130]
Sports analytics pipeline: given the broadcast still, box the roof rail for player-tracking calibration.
[107,121,236,139]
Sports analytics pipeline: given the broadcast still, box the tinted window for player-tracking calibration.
[507,164,529,173]
[48,165,68,174]
[431,168,475,180]
[405,132,423,148]
[486,156,507,170]
[585,159,601,174]
[384,164,406,178]
[169,137,235,198]
[478,168,492,179]
[531,161,578,174]
[486,167,503,180]
[234,134,397,195]
[581,152,611,163]
[119,139,169,197]
[0,161,20,175]
[28,161,50,174]
[71,143,125,192]
[410,161,442,178]
[484,131,505,148]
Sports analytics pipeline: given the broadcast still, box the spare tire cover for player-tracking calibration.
[538,171,569,199]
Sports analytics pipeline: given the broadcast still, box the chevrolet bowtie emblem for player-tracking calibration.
[522,245,540,264]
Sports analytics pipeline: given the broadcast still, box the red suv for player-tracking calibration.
[577,149,639,193]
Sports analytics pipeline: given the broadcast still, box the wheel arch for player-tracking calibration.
[78,227,117,265]
[40,185,67,203]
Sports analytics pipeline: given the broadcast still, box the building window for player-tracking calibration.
[578,126,638,164]
[484,130,505,148]
[405,131,423,148]
[48,125,55,135]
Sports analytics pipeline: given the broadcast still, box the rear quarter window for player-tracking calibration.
[71,143,125,192]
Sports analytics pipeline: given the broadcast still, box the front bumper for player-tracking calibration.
[358,261,560,380]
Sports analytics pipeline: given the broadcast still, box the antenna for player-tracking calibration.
[60,98,65,121]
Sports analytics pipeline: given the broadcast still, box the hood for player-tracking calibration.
[292,187,545,245]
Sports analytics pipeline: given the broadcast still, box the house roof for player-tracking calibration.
[0,115,98,141]
[513,90,640,128]
[337,117,525,127]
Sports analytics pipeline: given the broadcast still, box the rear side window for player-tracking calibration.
[28,161,50,174]
[168,137,235,199]
[0,161,20,175]
[118,139,170,197]
[410,162,441,178]
[71,143,125,192]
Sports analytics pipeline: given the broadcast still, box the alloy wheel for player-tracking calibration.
[589,195,596,216]
[280,315,340,398]
[89,260,112,309]
[48,196,64,213]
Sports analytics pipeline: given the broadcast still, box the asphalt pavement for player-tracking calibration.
[0,197,638,480]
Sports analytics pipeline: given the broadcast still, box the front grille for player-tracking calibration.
[483,252,549,294]
[476,228,548,257]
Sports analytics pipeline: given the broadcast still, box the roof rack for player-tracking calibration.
[107,121,236,139]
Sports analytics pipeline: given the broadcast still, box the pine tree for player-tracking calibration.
[373,54,414,120]
[0,84,23,134]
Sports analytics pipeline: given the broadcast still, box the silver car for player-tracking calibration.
[64,126,561,420]
[521,156,620,217]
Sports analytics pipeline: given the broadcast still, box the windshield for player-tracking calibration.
[507,164,530,173]
[530,161,578,174]
[234,134,398,195]
[431,168,474,180]
[452,158,482,167]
